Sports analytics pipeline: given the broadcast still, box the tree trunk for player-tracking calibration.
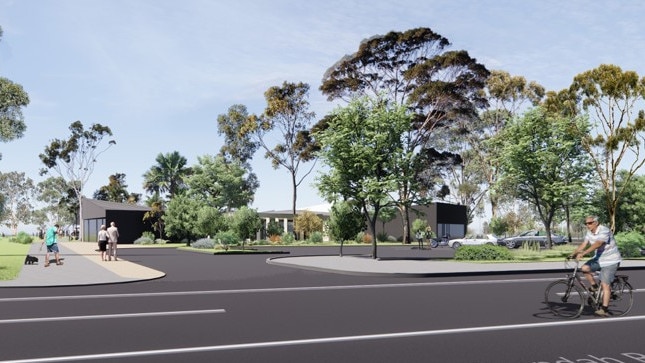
[364,205,379,259]
[291,172,298,218]
[403,205,412,244]
[565,204,572,243]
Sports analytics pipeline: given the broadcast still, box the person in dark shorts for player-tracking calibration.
[41,224,62,267]
[97,224,109,261]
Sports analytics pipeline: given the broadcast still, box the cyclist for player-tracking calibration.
[570,216,622,317]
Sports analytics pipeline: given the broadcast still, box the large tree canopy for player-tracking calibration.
[186,154,255,212]
[320,27,489,242]
[0,77,29,146]
[320,27,489,133]
[0,26,30,156]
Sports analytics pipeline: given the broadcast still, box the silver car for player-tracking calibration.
[498,230,566,249]
[448,234,498,249]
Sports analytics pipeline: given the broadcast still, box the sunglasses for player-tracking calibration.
[585,221,595,225]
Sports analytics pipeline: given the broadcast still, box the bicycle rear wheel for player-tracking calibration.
[608,278,633,316]
[545,279,585,318]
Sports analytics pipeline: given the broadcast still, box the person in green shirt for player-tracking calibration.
[41,224,63,267]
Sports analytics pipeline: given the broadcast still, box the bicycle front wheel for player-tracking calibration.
[608,279,634,317]
[545,279,585,318]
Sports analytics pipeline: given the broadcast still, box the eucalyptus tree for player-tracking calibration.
[39,121,115,240]
[493,108,592,247]
[544,64,645,231]
[35,176,76,225]
[316,96,411,258]
[319,27,489,243]
[586,171,645,234]
[142,151,191,200]
[217,104,259,196]
[0,26,30,160]
[464,70,544,218]
[0,171,35,234]
[242,81,318,217]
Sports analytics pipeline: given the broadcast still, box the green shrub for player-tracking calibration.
[10,232,33,244]
[615,231,645,258]
[308,231,324,243]
[266,220,283,237]
[376,232,389,242]
[141,231,155,240]
[154,238,167,245]
[215,230,239,248]
[134,236,154,245]
[191,238,215,249]
[281,232,295,245]
[454,244,514,261]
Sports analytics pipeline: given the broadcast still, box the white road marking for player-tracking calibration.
[3,314,645,362]
[0,309,225,324]
[0,278,560,302]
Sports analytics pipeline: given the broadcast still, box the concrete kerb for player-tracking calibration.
[267,254,645,278]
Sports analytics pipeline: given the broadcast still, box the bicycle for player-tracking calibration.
[544,258,633,318]
[430,235,450,248]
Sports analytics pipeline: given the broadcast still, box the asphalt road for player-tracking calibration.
[0,246,643,363]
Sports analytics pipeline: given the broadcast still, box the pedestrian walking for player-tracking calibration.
[97,225,109,261]
[41,224,63,267]
[107,221,119,261]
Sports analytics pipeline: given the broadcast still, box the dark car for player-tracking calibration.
[498,230,566,249]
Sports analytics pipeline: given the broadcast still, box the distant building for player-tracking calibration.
[257,204,331,240]
[258,202,467,241]
[378,203,467,240]
[81,197,153,243]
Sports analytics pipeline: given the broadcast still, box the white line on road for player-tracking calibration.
[3,314,645,362]
[0,278,561,302]
[0,309,225,324]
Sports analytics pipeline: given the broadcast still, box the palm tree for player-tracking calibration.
[142,151,191,200]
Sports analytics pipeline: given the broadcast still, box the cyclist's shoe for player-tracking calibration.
[594,308,610,317]
[611,292,618,300]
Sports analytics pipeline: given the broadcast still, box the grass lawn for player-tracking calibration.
[0,238,32,280]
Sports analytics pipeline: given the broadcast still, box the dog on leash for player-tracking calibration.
[24,255,39,265]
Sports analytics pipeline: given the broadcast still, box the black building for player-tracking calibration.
[81,198,152,243]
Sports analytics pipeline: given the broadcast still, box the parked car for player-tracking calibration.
[498,230,566,249]
[448,234,498,249]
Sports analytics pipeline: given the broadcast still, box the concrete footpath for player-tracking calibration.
[2,242,645,287]
[0,242,165,287]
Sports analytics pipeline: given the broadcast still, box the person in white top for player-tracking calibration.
[571,216,622,317]
[97,224,109,261]
[106,221,120,261]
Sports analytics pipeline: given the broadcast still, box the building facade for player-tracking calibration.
[81,198,153,243]
[258,202,467,241]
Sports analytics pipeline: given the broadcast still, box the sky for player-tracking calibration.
[1,0,645,232]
